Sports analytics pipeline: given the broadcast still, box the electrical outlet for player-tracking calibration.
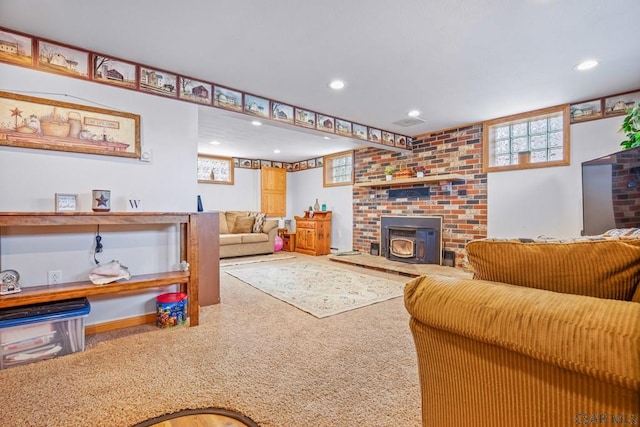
[48,270,62,285]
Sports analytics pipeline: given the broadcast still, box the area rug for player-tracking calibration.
[220,253,296,267]
[225,261,404,318]
[132,407,259,427]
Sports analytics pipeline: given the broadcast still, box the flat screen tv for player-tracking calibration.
[582,146,640,235]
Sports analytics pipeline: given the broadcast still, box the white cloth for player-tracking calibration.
[89,260,131,285]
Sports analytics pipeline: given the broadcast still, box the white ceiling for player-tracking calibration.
[2,0,639,162]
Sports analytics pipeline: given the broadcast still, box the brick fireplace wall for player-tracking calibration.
[352,124,487,267]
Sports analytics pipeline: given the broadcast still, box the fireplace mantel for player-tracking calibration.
[353,173,464,188]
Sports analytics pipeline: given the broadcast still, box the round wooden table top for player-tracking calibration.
[134,408,259,427]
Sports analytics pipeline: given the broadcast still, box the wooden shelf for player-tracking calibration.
[353,173,465,188]
[0,272,189,309]
[0,211,222,328]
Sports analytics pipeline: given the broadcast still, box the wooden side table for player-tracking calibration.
[282,233,296,252]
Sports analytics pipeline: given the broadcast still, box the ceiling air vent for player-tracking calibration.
[392,117,426,127]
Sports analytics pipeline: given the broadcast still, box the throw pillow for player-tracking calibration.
[249,212,267,233]
[466,237,640,301]
[225,211,247,233]
[219,212,230,234]
[232,216,255,234]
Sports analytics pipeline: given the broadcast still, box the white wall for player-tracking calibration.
[487,116,624,238]
[0,63,198,324]
[288,167,353,252]
[197,167,261,212]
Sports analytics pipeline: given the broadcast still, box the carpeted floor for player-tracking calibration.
[0,255,422,427]
[225,261,405,318]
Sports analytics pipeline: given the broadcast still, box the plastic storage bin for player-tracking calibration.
[0,298,90,369]
[156,292,187,328]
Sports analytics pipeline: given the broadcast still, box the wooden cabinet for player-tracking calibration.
[282,233,296,252]
[0,212,221,329]
[295,211,331,256]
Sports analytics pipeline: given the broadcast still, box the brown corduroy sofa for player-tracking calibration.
[405,235,640,427]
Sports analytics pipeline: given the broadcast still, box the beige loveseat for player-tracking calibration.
[218,211,279,259]
[405,232,640,426]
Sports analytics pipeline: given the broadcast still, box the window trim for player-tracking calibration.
[482,104,570,173]
[323,150,354,187]
[197,154,235,185]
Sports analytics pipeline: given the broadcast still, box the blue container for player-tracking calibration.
[156,292,187,328]
[0,298,90,369]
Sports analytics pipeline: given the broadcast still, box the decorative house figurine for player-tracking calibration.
[0,269,21,295]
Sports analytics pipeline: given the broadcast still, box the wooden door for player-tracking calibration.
[261,166,286,216]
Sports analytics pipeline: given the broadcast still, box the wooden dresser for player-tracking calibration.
[294,211,331,256]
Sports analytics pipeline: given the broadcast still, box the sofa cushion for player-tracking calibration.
[219,212,229,234]
[220,234,243,245]
[232,216,255,234]
[249,212,267,233]
[241,233,269,243]
[225,211,247,232]
[466,237,640,301]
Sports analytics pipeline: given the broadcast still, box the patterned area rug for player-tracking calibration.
[225,262,404,318]
[220,253,296,267]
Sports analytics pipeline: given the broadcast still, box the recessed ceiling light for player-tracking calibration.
[209,140,220,145]
[407,110,421,117]
[574,59,598,71]
[273,149,280,154]
[328,80,345,90]
[251,120,262,126]
[323,136,331,140]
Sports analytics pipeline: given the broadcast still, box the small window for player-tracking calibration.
[323,150,354,187]
[197,154,234,184]
[483,105,570,172]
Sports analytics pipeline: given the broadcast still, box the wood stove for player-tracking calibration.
[380,216,442,264]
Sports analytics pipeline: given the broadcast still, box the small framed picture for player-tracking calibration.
[335,119,352,137]
[272,103,294,124]
[37,40,89,79]
[178,76,213,105]
[139,66,177,97]
[0,29,34,67]
[352,123,367,140]
[604,91,640,117]
[317,114,335,133]
[244,94,270,118]
[570,99,602,123]
[55,193,79,212]
[295,108,316,128]
[92,54,137,89]
[368,128,382,142]
[382,131,395,146]
[214,85,243,112]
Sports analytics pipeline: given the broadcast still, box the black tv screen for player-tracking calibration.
[582,146,640,235]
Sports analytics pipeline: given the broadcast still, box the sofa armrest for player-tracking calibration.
[404,275,640,391]
[263,220,278,235]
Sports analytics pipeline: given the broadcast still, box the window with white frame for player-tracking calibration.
[323,150,354,187]
[483,105,570,172]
